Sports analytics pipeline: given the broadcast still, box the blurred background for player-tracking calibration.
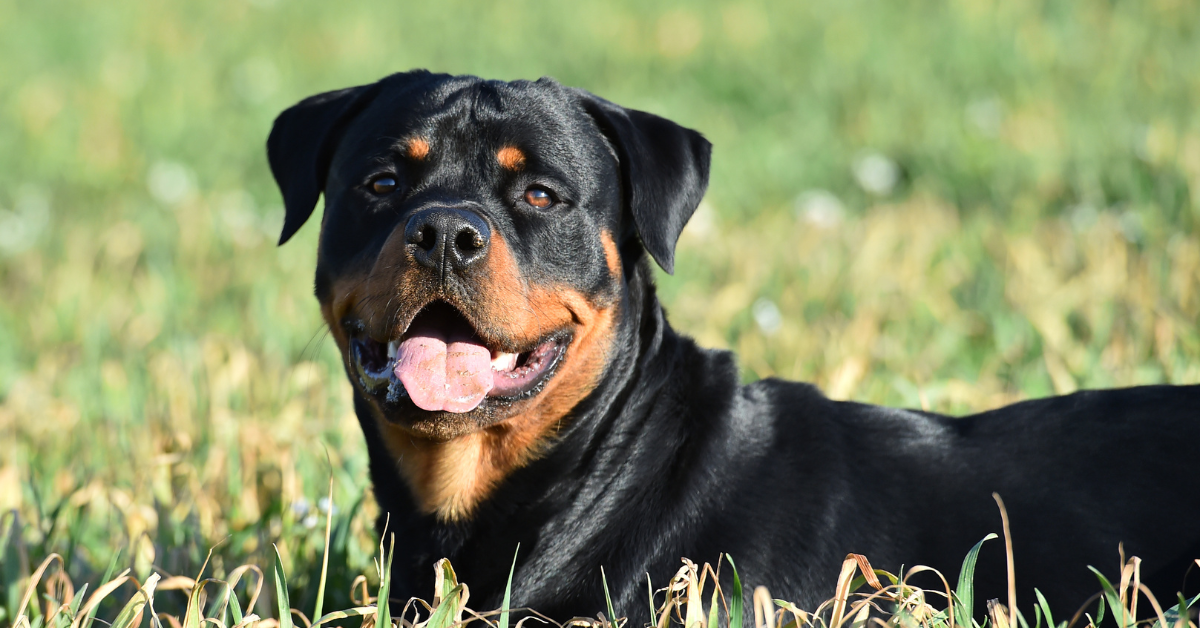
[2,0,1198,620]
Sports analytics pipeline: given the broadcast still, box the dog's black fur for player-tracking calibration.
[267,70,1200,620]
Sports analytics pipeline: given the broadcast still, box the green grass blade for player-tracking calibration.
[499,544,519,628]
[436,558,457,606]
[425,584,463,628]
[185,580,222,628]
[216,566,256,628]
[1033,589,1055,628]
[272,545,293,628]
[955,534,998,628]
[1157,593,1200,628]
[218,581,246,628]
[111,574,159,628]
[1014,607,1031,628]
[726,555,743,628]
[1170,594,1190,628]
[375,533,394,628]
[1087,567,1131,628]
[848,575,868,593]
[72,572,132,628]
[54,583,88,628]
[313,477,334,623]
[81,550,122,628]
[601,567,618,628]
[93,547,123,593]
[109,593,144,628]
[647,575,656,628]
[68,584,88,616]
[227,582,245,627]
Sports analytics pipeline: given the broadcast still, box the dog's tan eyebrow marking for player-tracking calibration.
[496,146,526,171]
[600,230,621,278]
[407,137,430,160]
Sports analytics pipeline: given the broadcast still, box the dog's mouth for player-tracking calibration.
[349,301,569,414]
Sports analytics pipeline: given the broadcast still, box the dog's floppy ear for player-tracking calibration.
[267,82,383,245]
[577,93,711,274]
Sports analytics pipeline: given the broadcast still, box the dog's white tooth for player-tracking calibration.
[387,340,398,359]
[491,352,517,371]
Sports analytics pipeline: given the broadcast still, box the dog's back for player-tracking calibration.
[737,379,1200,611]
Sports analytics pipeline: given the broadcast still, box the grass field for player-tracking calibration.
[2,0,1199,625]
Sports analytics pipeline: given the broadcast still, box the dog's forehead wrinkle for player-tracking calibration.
[432,83,591,149]
[345,85,610,206]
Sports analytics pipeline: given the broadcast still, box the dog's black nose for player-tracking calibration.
[404,208,491,273]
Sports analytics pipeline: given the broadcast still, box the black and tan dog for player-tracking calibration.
[267,70,1200,619]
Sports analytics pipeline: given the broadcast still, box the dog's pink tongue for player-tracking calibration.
[394,323,493,413]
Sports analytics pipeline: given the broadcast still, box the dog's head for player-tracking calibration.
[268,71,709,517]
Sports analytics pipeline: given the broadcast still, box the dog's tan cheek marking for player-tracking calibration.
[322,227,424,348]
[407,137,430,160]
[320,271,370,353]
[497,146,526,171]
[379,232,619,520]
[506,285,615,448]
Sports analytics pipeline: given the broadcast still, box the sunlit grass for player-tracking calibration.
[8,495,1199,628]
[2,0,1200,625]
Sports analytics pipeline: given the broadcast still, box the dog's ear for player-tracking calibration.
[268,71,441,244]
[577,93,711,274]
[268,78,398,245]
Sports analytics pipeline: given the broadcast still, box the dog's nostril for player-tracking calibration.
[416,225,438,251]
[456,229,485,252]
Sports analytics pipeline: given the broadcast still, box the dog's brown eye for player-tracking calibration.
[524,187,553,208]
[371,176,398,195]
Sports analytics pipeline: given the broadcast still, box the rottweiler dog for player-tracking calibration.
[267,70,1200,619]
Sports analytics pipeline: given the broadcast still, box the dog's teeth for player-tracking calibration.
[387,340,398,359]
[491,352,518,372]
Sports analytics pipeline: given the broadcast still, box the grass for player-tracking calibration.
[7,501,1200,628]
[2,0,1199,626]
